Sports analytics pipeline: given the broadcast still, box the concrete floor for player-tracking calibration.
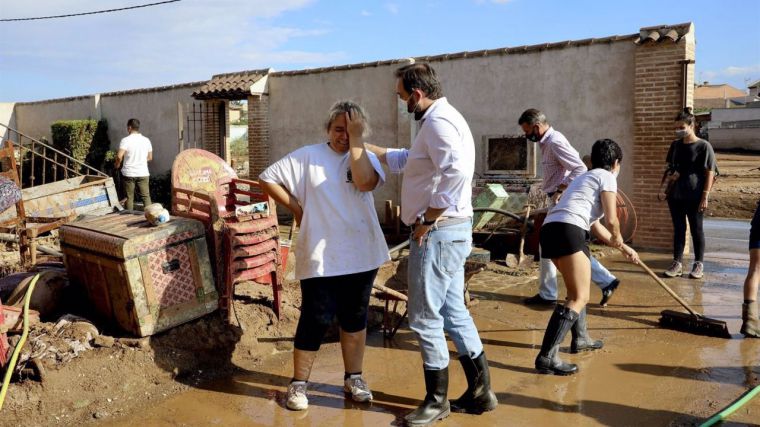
[104,219,760,426]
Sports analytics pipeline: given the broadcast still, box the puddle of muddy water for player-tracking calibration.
[103,252,760,427]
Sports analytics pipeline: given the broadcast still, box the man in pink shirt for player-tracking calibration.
[519,109,621,307]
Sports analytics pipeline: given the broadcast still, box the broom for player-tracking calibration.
[638,261,731,338]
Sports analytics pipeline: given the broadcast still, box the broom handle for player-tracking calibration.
[637,261,700,317]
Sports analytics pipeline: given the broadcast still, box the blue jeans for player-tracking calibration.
[407,220,484,370]
[538,255,617,300]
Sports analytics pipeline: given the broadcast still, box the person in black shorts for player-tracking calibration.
[534,139,639,375]
[741,200,760,337]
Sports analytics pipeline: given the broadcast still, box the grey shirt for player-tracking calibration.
[665,138,717,201]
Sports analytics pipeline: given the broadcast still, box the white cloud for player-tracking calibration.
[0,0,346,98]
[385,3,399,14]
[700,64,760,81]
[361,10,372,16]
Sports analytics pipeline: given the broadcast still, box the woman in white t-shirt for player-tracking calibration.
[534,139,639,376]
[259,101,390,411]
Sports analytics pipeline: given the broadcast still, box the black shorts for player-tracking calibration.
[750,200,760,250]
[540,222,591,259]
[294,268,378,351]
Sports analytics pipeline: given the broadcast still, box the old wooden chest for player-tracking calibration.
[60,211,217,337]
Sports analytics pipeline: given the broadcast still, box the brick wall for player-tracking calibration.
[248,94,270,178]
[632,26,695,249]
[202,99,224,158]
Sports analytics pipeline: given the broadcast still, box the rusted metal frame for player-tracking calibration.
[0,124,107,185]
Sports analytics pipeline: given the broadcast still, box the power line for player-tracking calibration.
[0,0,182,22]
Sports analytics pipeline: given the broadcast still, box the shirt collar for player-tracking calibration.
[539,126,554,144]
[419,97,448,122]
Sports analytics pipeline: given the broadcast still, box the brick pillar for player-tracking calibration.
[632,23,695,249]
[248,94,270,178]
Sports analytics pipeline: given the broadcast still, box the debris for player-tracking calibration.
[92,335,115,348]
[116,337,150,349]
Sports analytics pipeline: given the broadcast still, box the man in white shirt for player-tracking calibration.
[115,118,152,210]
[366,63,496,426]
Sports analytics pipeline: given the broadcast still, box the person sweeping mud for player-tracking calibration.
[741,199,760,337]
[259,101,390,411]
[535,139,639,375]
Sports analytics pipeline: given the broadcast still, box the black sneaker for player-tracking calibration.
[523,293,557,306]
[599,279,620,306]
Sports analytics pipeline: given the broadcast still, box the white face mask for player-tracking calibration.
[613,166,620,178]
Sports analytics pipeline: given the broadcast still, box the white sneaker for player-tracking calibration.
[286,381,308,411]
[344,375,373,403]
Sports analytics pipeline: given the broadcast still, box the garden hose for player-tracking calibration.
[0,273,40,411]
[700,384,760,427]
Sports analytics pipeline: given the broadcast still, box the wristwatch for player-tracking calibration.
[420,214,436,226]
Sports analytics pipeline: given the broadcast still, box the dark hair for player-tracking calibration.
[591,138,623,171]
[127,118,140,130]
[674,107,695,126]
[395,63,443,100]
[518,108,547,126]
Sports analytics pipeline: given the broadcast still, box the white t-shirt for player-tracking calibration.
[119,133,152,177]
[544,168,617,231]
[259,143,391,280]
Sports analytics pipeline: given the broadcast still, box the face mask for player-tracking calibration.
[613,168,620,178]
[675,129,689,139]
[405,92,418,114]
[526,126,540,142]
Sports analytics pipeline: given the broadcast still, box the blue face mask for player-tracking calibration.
[675,129,689,139]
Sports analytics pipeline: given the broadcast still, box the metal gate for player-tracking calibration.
[177,101,225,156]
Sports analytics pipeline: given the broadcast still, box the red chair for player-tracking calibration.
[171,149,283,320]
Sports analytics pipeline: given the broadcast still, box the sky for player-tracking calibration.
[0,0,758,102]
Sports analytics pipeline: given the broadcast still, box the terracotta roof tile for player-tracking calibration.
[636,22,692,44]
[192,68,270,100]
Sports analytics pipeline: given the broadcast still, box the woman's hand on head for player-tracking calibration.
[345,111,364,143]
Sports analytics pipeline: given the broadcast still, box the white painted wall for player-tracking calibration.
[0,102,16,140]
[14,96,98,143]
[268,40,637,213]
[100,85,202,174]
[711,108,760,122]
[9,84,202,175]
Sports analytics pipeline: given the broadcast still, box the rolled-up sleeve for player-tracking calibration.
[426,118,469,209]
[385,148,409,174]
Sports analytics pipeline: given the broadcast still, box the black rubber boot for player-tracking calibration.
[570,307,603,353]
[535,305,579,375]
[450,351,498,414]
[404,368,450,425]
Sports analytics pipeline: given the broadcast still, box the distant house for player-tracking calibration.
[749,79,760,98]
[694,82,748,109]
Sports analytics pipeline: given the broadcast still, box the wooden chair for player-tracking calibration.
[0,141,71,265]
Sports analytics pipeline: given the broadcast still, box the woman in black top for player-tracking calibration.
[659,107,717,279]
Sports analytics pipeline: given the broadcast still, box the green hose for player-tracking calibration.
[700,384,760,427]
[0,273,40,411]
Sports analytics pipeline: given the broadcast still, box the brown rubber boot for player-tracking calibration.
[740,301,760,338]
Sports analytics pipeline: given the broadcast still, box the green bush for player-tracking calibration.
[149,172,172,206]
[50,119,110,175]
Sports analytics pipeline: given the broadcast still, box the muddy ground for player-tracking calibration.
[0,151,757,426]
[706,151,760,219]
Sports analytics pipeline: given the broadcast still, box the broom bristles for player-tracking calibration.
[659,310,731,339]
